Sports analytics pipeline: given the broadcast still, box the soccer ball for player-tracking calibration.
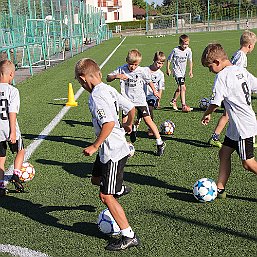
[193,178,217,202]
[97,209,120,235]
[160,120,175,135]
[127,142,135,158]
[19,162,36,182]
[199,97,210,110]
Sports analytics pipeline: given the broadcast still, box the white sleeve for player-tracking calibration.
[188,49,193,62]
[9,88,20,113]
[159,72,165,90]
[167,50,174,61]
[247,70,257,93]
[210,75,226,106]
[117,92,134,114]
[108,66,120,76]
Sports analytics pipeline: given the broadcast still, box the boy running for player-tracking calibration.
[75,58,139,251]
[107,49,166,156]
[201,43,257,199]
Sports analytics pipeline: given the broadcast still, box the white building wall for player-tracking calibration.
[84,0,133,23]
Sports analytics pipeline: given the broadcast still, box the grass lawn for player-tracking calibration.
[0,30,256,257]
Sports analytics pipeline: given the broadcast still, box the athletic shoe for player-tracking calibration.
[10,174,24,193]
[182,105,192,112]
[208,138,222,148]
[217,188,226,199]
[105,234,140,251]
[130,125,137,143]
[0,188,8,197]
[114,185,132,198]
[170,99,178,111]
[156,142,166,156]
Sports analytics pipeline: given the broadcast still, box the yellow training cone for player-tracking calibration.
[66,83,78,107]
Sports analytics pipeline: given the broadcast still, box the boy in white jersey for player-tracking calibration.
[201,43,257,199]
[166,34,193,112]
[0,60,25,196]
[208,31,257,148]
[144,51,165,136]
[75,58,139,251]
[107,49,166,156]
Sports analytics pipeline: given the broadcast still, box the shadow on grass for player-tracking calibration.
[169,137,210,148]
[150,209,257,242]
[1,196,107,239]
[124,172,191,194]
[36,158,93,178]
[167,192,197,203]
[23,133,91,148]
[62,119,92,127]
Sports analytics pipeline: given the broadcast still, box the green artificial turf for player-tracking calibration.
[0,31,256,257]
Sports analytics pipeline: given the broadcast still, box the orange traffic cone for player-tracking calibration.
[66,83,78,107]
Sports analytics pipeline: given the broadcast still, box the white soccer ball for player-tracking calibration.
[193,178,217,202]
[97,209,120,235]
[199,97,210,110]
[19,162,36,182]
[160,120,175,135]
[127,142,135,158]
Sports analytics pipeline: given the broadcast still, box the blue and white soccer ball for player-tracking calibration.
[97,209,120,235]
[193,178,217,202]
[127,142,135,158]
[199,97,210,110]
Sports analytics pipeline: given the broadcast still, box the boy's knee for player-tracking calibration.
[91,176,100,186]
[99,192,113,205]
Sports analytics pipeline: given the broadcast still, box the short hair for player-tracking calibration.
[153,51,166,62]
[75,58,100,79]
[126,49,142,64]
[0,59,15,75]
[240,30,257,46]
[201,43,228,67]
[179,34,189,44]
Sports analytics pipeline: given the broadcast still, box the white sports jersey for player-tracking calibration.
[210,65,257,140]
[89,82,134,163]
[167,46,192,78]
[0,83,21,142]
[108,64,151,106]
[231,50,247,68]
[144,67,165,101]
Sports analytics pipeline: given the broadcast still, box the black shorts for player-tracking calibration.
[175,77,186,86]
[122,106,150,119]
[223,136,254,160]
[92,154,128,195]
[0,139,24,157]
[147,98,159,108]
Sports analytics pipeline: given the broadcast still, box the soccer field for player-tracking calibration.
[1,30,257,257]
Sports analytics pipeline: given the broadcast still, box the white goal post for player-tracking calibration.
[148,13,192,30]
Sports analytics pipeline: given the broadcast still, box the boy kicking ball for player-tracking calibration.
[201,43,257,199]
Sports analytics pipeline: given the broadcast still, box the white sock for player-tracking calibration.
[156,137,163,145]
[121,226,134,238]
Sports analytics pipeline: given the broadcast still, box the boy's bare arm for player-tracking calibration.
[201,104,219,125]
[107,74,128,82]
[9,112,17,144]
[189,61,193,78]
[83,121,115,156]
[166,60,171,76]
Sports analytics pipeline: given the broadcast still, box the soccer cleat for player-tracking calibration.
[130,125,137,143]
[114,185,132,198]
[105,234,140,251]
[170,99,178,111]
[217,188,226,199]
[182,105,192,112]
[208,138,222,148]
[156,142,166,156]
[10,174,24,193]
[0,188,8,197]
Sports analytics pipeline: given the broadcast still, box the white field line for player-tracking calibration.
[5,37,126,179]
[0,244,50,257]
